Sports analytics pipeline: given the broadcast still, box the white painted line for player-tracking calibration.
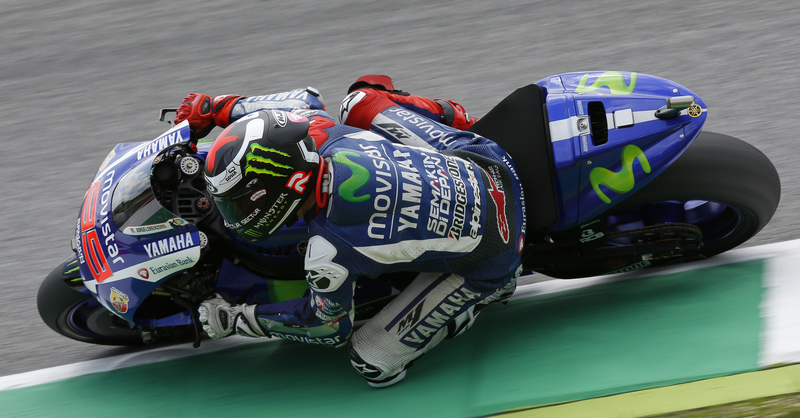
[0,336,275,391]
[760,244,800,367]
[512,239,800,301]
[3,239,799,391]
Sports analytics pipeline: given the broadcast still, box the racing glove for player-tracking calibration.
[197,294,268,339]
[174,93,244,139]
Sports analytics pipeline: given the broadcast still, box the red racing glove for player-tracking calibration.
[174,93,244,138]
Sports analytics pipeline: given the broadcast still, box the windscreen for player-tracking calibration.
[111,154,181,232]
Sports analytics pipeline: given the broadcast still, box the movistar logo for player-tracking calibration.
[332,151,370,203]
[576,71,637,95]
[245,144,293,177]
[590,144,651,204]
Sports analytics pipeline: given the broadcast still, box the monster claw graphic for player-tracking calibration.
[332,151,371,203]
[590,144,651,204]
[245,144,293,177]
[576,71,638,95]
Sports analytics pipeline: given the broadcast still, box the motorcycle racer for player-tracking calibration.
[176,76,525,387]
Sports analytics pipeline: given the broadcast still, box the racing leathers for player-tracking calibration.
[197,80,526,387]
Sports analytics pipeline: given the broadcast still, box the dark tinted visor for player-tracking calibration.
[213,178,267,231]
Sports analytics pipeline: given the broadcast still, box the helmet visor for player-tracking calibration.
[213,178,267,232]
[214,184,304,242]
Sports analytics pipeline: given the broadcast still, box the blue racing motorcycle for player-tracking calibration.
[37,72,781,346]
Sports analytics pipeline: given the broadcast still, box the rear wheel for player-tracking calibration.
[531,132,780,278]
[617,132,779,256]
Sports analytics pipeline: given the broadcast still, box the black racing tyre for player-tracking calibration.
[616,131,780,258]
[37,256,143,345]
[531,131,780,279]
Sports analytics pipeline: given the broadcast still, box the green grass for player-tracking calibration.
[651,392,800,417]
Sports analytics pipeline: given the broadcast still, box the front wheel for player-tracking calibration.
[531,132,781,278]
[37,256,144,345]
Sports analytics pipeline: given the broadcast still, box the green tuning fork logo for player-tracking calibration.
[590,144,651,204]
[245,144,293,177]
[332,151,371,203]
[576,71,637,95]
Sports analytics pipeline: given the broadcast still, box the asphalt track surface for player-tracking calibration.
[1,0,798,377]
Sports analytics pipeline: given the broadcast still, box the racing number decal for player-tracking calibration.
[81,182,99,231]
[79,181,112,282]
[82,229,112,282]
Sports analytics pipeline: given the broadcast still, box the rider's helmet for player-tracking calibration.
[204,109,320,242]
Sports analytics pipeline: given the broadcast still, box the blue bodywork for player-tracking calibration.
[73,72,709,329]
[75,121,309,327]
[536,71,707,231]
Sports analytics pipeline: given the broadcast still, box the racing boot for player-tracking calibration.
[446,274,518,339]
[342,74,478,130]
[348,272,494,388]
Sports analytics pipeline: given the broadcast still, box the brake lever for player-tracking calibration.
[159,108,179,125]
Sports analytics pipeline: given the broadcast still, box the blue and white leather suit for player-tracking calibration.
[225,87,526,382]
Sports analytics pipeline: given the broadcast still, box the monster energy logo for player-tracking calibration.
[576,71,637,95]
[332,151,370,203]
[64,258,80,275]
[245,144,293,177]
[590,144,651,204]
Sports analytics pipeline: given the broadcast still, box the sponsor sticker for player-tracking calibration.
[250,189,267,201]
[271,109,288,127]
[110,287,129,313]
[607,259,651,274]
[98,149,116,171]
[142,232,196,258]
[286,112,308,123]
[485,166,509,244]
[688,103,703,118]
[285,171,311,193]
[123,218,188,236]
[137,130,188,160]
[314,294,345,323]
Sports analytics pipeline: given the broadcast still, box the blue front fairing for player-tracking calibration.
[75,121,310,326]
[535,71,707,230]
[75,122,203,322]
